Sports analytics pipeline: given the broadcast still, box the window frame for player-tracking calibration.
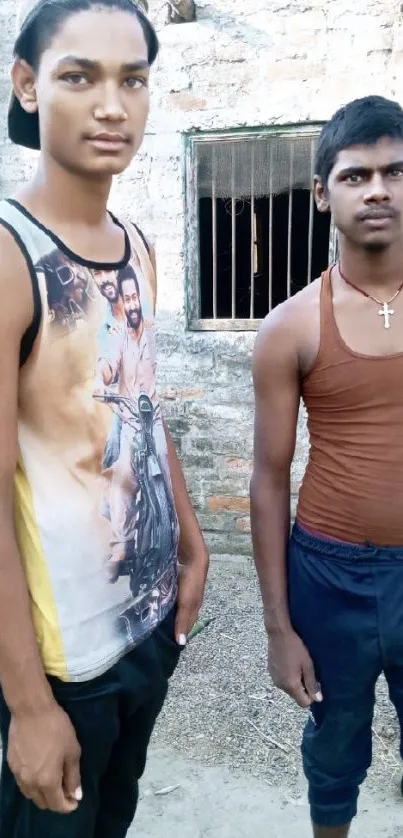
[184,124,335,332]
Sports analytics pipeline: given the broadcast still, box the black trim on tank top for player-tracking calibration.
[6,200,131,270]
[0,220,42,367]
[131,221,150,254]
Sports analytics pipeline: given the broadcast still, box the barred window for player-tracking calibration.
[185,128,335,331]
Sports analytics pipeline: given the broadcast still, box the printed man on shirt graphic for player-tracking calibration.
[95,263,175,628]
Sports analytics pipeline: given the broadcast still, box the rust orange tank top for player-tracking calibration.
[297,267,403,545]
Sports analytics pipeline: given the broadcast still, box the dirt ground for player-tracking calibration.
[133,561,403,837]
[133,749,402,837]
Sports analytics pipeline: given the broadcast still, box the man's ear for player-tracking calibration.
[314,175,330,214]
[11,59,38,115]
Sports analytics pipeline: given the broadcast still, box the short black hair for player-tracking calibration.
[315,96,403,185]
[14,0,159,72]
[117,265,140,298]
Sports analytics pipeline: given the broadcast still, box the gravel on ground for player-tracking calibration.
[154,561,401,798]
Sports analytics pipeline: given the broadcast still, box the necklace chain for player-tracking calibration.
[338,263,403,305]
[337,262,403,329]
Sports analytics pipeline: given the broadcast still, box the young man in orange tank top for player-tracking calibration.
[0,2,209,836]
[251,95,403,837]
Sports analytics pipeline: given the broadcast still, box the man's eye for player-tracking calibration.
[62,73,88,85]
[124,77,146,89]
[346,174,362,184]
[389,169,403,178]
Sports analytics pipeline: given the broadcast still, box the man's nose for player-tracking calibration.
[94,83,128,122]
[364,172,391,203]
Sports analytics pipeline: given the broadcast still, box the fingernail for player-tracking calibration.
[315,691,323,702]
[75,787,83,802]
[178,634,187,647]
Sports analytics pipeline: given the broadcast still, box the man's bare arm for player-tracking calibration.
[0,230,53,716]
[164,427,207,561]
[250,309,299,634]
[163,424,209,645]
[150,244,208,643]
[150,241,207,568]
[250,307,321,708]
[0,229,81,813]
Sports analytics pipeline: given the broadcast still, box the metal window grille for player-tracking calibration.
[185,128,333,331]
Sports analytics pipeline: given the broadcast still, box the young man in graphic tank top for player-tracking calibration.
[0,2,208,836]
[251,95,403,837]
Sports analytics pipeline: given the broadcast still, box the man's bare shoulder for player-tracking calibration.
[258,278,321,338]
[254,277,322,375]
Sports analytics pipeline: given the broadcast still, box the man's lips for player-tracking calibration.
[86,132,130,152]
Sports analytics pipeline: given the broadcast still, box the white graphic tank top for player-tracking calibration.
[0,199,179,682]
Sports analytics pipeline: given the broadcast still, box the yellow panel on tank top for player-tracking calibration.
[13,456,68,681]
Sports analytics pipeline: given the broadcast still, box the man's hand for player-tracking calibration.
[175,552,209,646]
[8,701,82,814]
[97,359,113,387]
[268,629,323,708]
[161,422,209,646]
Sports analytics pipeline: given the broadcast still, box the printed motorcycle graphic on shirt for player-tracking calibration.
[92,262,179,638]
[35,243,179,652]
[94,390,178,640]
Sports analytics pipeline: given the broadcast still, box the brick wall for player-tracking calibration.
[2,0,403,557]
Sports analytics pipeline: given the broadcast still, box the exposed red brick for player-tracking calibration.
[208,496,250,514]
[236,516,251,533]
[180,389,205,399]
[161,387,205,401]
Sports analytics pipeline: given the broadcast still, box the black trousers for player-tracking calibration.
[0,607,181,838]
[290,523,403,827]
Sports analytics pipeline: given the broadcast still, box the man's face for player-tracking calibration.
[93,270,119,302]
[27,8,150,178]
[72,277,85,303]
[316,138,403,252]
[121,278,142,330]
